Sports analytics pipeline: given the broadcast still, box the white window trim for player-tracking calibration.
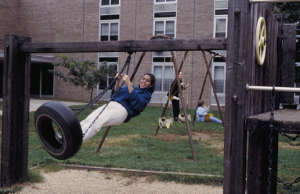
[210,59,226,106]
[152,60,174,93]
[153,19,176,38]
[213,16,228,38]
[100,0,121,7]
[99,21,120,41]
[154,0,177,4]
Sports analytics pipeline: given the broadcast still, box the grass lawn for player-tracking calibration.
[0,101,299,193]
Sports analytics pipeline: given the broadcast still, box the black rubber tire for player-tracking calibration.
[34,101,83,160]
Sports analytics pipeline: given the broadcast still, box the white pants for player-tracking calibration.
[80,101,128,143]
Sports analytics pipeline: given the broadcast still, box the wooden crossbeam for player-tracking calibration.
[19,38,227,53]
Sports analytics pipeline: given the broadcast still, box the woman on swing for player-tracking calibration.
[80,73,156,142]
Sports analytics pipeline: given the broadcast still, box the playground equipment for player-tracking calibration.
[2,1,300,193]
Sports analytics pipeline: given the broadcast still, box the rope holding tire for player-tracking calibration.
[34,101,83,160]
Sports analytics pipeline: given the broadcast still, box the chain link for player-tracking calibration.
[267,85,276,194]
[267,85,300,193]
[273,171,300,187]
[75,53,132,138]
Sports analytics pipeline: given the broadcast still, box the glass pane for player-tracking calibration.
[214,79,224,93]
[164,66,173,92]
[111,0,119,5]
[216,32,226,37]
[155,21,164,32]
[166,21,174,34]
[167,0,176,1]
[156,0,164,2]
[102,0,109,5]
[216,19,226,32]
[110,36,118,41]
[108,63,118,77]
[101,36,108,41]
[101,24,109,35]
[166,33,174,38]
[154,66,162,91]
[108,78,115,89]
[110,23,118,35]
[214,66,224,79]
[99,77,108,89]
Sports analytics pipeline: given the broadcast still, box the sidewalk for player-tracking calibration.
[0,99,86,115]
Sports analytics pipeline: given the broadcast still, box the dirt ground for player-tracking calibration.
[17,169,223,194]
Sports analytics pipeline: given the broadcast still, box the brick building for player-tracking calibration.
[0,0,228,109]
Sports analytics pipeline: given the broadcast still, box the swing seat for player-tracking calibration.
[205,113,213,122]
[34,101,83,160]
[178,114,191,123]
[159,117,174,128]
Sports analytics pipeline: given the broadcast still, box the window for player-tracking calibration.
[210,56,226,106]
[154,20,175,38]
[101,0,120,6]
[100,22,119,41]
[155,0,176,2]
[214,0,228,38]
[98,58,118,90]
[214,17,227,38]
[152,52,174,92]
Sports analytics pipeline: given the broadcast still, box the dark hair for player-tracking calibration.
[144,73,156,93]
[198,100,204,107]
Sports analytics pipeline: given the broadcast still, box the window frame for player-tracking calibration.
[154,0,176,3]
[213,16,228,38]
[100,0,120,6]
[99,21,120,41]
[152,52,174,93]
[153,18,176,39]
[210,56,226,106]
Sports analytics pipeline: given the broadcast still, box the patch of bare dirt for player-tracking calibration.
[17,170,223,194]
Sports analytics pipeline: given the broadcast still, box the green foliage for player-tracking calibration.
[49,55,117,100]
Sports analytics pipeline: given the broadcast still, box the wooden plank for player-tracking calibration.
[19,38,227,53]
[223,0,250,193]
[280,24,297,104]
[247,130,278,194]
[245,109,300,133]
[1,34,31,187]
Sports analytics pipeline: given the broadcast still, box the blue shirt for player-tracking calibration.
[111,85,152,123]
[196,107,210,122]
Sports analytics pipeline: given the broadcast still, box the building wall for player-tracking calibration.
[0,0,225,109]
[0,0,21,49]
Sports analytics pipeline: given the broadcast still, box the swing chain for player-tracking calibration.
[74,53,132,116]
[275,125,300,141]
[81,54,132,138]
[267,86,300,192]
[273,171,300,187]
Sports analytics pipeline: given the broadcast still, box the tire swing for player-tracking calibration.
[34,101,82,160]
[34,52,133,160]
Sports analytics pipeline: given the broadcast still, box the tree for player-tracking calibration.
[49,54,117,101]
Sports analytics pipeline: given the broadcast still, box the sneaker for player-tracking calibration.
[174,117,178,121]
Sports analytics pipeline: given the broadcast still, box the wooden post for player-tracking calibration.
[247,129,278,194]
[224,0,251,193]
[1,34,31,187]
[280,24,297,104]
